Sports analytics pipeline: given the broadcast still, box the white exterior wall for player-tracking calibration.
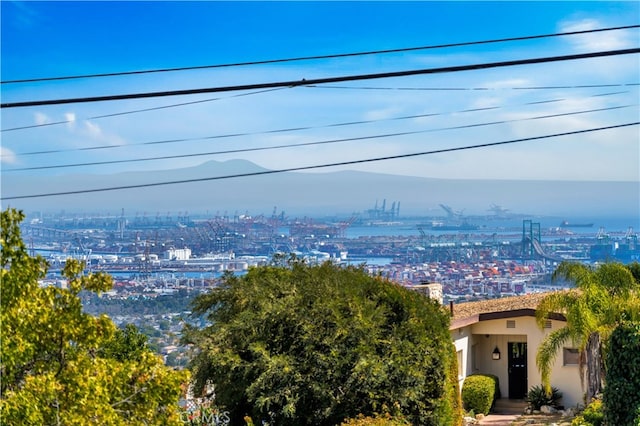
[452,315,583,409]
[451,326,473,391]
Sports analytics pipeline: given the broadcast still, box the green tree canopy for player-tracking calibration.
[603,321,640,426]
[535,261,640,403]
[0,208,188,425]
[184,260,460,425]
[98,323,153,362]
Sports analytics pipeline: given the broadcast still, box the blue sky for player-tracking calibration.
[1,1,639,192]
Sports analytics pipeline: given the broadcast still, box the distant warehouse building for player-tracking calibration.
[164,248,192,261]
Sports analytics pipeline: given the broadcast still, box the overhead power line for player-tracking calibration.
[2,48,638,108]
[3,105,634,172]
[1,87,286,132]
[3,24,637,85]
[308,83,640,91]
[3,84,634,133]
[2,91,631,157]
[2,122,637,201]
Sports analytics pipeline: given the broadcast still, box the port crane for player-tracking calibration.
[439,204,465,220]
[488,204,510,218]
[366,199,401,220]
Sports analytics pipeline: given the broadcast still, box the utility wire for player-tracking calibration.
[3,90,629,158]
[3,24,637,85]
[4,105,633,172]
[1,88,287,132]
[308,83,640,91]
[2,122,636,200]
[2,84,633,133]
[3,48,638,108]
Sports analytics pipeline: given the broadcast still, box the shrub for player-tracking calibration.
[572,415,589,426]
[185,262,459,425]
[447,345,463,426]
[572,399,603,426]
[483,373,501,401]
[603,322,640,426]
[525,385,562,410]
[461,375,496,416]
[340,413,410,425]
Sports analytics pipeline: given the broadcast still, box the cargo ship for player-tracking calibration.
[428,221,479,231]
[559,220,593,228]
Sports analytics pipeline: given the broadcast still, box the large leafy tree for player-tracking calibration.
[0,208,188,425]
[184,260,460,425]
[535,261,640,403]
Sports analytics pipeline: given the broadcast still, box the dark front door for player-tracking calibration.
[508,342,527,399]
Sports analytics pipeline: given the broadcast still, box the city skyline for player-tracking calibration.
[1,2,639,212]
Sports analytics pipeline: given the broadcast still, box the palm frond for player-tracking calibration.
[536,262,640,401]
[552,262,591,287]
[535,290,578,327]
[564,297,597,343]
[536,326,573,393]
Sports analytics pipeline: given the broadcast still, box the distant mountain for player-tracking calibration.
[2,160,638,218]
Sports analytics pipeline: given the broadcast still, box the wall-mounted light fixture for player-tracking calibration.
[492,346,501,360]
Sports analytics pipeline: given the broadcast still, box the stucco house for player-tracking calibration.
[449,293,583,409]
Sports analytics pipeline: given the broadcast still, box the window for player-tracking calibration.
[457,350,464,378]
[506,320,516,328]
[563,348,579,365]
[544,320,552,329]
